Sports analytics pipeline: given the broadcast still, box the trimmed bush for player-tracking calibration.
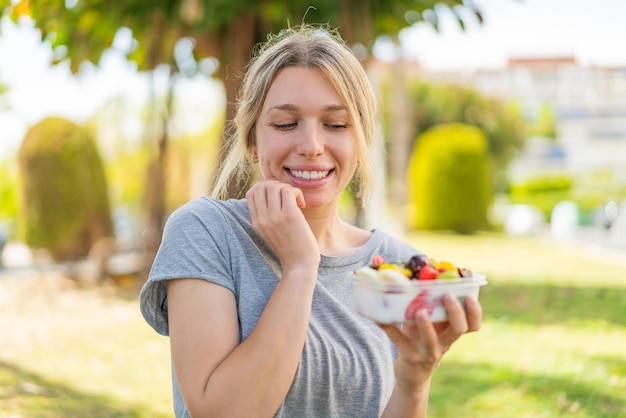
[17,117,113,261]
[406,123,490,233]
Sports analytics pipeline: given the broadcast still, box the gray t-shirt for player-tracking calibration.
[140,197,419,417]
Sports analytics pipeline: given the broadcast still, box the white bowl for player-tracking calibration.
[353,273,487,324]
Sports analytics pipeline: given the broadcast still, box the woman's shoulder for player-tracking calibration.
[157,198,251,244]
[175,196,248,214]
[166,197,249,224]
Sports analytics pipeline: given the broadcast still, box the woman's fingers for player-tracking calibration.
[292,187,306,208]
[379,310,439,360]
[248,178,305,212]
[434,293,484,353]
[378,293,484,392]
[441,293,482,336]
[246,179,318,271]
[465,295,483,332]
[442,293,469,336]
[434,295,467,350]
[379,311,441,388]
[410,310,439,359]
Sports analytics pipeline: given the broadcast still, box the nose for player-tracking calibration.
[297,122,324,158]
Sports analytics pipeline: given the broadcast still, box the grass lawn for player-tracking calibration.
[1,231,625,417]
[406,231,626,418]
[0,274,172,418]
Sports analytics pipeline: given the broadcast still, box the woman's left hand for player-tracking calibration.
[378,293,482,394]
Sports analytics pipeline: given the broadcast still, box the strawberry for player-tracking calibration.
[371,254,385,265]
[405,289,434,320]
[418,264,439,280]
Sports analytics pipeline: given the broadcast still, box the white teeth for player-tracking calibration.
[289,169,330,180]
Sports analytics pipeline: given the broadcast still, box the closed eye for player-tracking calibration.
[272,122,297,130]
[326,123,349,131]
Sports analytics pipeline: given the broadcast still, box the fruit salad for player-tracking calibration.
[352,254,487,323]
[354,254,474,285]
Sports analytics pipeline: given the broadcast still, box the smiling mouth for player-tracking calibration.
[287,169,332,180]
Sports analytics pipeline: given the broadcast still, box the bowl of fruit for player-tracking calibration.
[352,254,487,324]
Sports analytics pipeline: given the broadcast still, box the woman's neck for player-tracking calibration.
[303,209,371,256]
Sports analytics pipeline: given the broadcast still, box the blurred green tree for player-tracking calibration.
[406,123,490,233]
[380,79,528,197]
[17,117,114,261]
[408,81,526,178]
[4,0,483,243]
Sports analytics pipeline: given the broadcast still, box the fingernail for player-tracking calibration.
[466,295,476,304]
[444,292,455,302]
[418,308,429,320]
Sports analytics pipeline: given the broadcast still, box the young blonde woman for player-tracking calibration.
[140,24,482,418]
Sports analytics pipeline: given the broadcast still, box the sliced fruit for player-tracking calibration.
[379,268,412,284]
[405,289,434,320]
[458,267,473,277]
[378,263,398,270]
[438,261,457,272]
[371,254,385,265]
[404,254,430,278]
[354,267,380,281]
[437,270,460,279]
[418,265,439,280]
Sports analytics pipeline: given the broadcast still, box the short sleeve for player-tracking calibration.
[139,199,236,336]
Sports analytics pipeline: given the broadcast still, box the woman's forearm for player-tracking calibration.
[184,269,317,418]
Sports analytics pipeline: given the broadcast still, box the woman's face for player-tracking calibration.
[254,66,358,209]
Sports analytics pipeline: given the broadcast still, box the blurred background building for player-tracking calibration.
[420,57,626,183]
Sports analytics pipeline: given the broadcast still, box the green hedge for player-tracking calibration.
[406,123,490,234]
[17,117,113,261]
[509,175,572,219]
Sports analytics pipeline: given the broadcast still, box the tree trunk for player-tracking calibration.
[388,42,412,212]
[143,68,174,260]
[340,0,374,227]
[212,13,258,198]
[339,0,373,45]
[140,10,173,276]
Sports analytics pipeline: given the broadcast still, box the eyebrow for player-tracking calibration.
[267,103,348,113]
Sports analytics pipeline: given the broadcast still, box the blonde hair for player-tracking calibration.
[211,24,377,206]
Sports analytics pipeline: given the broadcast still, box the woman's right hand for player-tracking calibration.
[246,178,320,274]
